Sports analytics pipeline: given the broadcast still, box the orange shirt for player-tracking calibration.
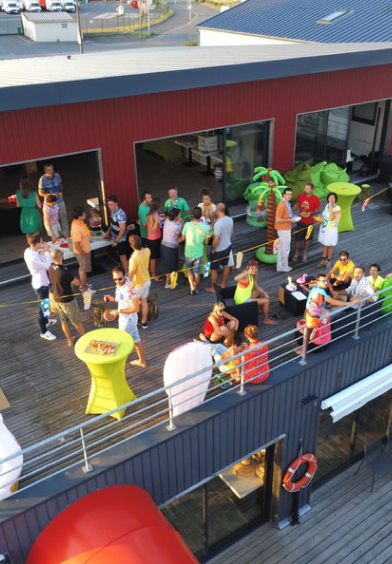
[274,200,292,231]
[71,221,90,254]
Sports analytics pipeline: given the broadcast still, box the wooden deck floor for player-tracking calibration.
[0,185,391,463]
[207,461,392,564]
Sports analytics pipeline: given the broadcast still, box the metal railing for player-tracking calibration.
[0,287,391,498]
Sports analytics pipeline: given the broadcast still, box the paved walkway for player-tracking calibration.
[208,461,392,564]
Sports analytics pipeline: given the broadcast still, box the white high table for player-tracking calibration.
[47,237,112,261]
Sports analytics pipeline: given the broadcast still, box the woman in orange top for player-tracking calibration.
[242,325,270,383]
[147,198,163,282]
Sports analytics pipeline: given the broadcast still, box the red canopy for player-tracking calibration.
[26,485,200,564]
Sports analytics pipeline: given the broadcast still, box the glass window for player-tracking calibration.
[314,410,356,484]
[295,107,350,168]
[354,389,392,457]
[224,122,269,203]
[161,485,206,560]
[315,388,392,486]
[161,448,270,559]
[295,111,328,166]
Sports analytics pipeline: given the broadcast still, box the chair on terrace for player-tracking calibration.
[356,437,392,493]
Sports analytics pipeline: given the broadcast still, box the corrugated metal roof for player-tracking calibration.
[0,43,392,111]
[198,0,392,43]
[22,12,73,22]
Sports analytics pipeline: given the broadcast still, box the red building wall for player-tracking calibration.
[1,64,392,215]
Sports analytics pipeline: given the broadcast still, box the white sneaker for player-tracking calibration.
[40,331,57,341]
[87,284,97,294]
[47,319,57,327]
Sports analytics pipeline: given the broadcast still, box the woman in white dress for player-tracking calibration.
[318,192,341,268]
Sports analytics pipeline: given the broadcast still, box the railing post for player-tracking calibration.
[166,396,176,431]
[352,304,362,340]
[80,429,93,473]
[237,355,247,396]
[299,326,309,365]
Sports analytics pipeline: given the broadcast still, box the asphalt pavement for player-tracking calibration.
[0,0,217,59]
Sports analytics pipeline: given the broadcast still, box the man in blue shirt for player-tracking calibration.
[38,163,69,237]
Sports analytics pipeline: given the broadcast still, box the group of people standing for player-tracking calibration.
[137,187,235,296]
[274,182,343,273]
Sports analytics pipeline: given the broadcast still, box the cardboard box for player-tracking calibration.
[198,135,218,153]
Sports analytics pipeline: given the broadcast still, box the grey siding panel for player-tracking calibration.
[1,320,392,562]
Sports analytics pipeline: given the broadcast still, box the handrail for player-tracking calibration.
[0,286,391,496]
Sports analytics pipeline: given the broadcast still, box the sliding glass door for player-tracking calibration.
[295,107,351,167]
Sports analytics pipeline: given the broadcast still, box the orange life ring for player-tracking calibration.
[283,453,317,492]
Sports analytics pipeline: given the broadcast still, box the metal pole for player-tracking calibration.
[237,355,247,396]
[166,396,176,431]
[147,0,150,36]
[352,305,362,340]
[76,0,84,54]
[80,428,93,473]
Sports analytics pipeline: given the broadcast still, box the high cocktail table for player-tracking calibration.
[75,328,136,420]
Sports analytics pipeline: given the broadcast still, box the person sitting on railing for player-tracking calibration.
[199,302,239,343]
[295,274,358,355]
[327,250,355,292]
[345,266,376,305]
[242,325,270,384]
[367,264,384,295]
[234,260,277,325]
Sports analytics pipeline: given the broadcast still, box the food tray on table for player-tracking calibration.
[84,339,120,356]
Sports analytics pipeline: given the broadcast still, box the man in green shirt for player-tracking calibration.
[138,191,152,244]
[164,187,190,221]
[181,207,210,295]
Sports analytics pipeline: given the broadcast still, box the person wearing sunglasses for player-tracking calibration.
[326,250,355,293]
[199,302,239,343]
[105,266,147,367]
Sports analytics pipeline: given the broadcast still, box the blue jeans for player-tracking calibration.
[34,285,49,335]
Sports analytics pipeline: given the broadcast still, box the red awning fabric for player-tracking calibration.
[26,485,200,564]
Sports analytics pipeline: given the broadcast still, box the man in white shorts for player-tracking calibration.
[128,234,151,329]
[106,266,147,367]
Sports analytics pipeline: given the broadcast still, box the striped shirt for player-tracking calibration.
[38,172,63,203]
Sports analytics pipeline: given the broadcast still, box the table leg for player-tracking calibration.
[338,195,356,232]
[183,147,198,167]
[200,155,214,176]
[85,358,137,420]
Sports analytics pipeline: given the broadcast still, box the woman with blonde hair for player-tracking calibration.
[200,302,239,342]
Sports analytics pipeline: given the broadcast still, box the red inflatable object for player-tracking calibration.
[26,485,200,564]
[131,0,139,8]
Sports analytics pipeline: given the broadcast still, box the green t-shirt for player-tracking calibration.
[182,221,210,259]
[164,197,190,220]
[138,203,150,239]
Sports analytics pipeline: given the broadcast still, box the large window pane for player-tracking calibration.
[325,107,350,166]
[354,389,392,457]
[224,122,269,203]
[295,111,328,166]
[315,410,356,484]
[161,485,206,560]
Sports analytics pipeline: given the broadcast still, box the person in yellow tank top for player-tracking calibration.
[234,261,277,325]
